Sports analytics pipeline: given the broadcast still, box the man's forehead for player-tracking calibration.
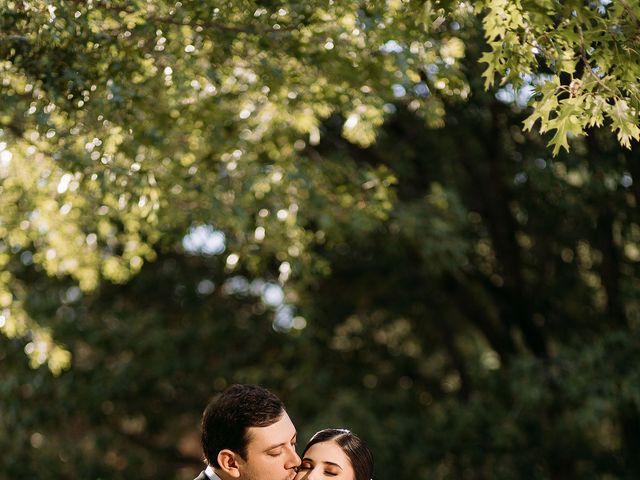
[246,411,296,448]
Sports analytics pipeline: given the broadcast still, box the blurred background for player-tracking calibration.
[2,2,640,479]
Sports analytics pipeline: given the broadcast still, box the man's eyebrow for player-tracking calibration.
[265,433,297,452]
[264,442,286,451]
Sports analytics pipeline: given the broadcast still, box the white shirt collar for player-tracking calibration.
[205,466,222,480]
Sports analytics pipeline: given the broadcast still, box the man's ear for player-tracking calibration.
[217,449,242,479]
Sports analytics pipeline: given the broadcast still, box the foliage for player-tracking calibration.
[478,0,640,154]
[0,0,469,367]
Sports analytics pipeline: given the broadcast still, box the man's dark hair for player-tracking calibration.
[201,384,285,468]
[303,428,374,480]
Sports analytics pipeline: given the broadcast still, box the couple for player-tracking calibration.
[194,384,373,480]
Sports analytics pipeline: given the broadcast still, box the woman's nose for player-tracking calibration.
[306,468,320,480]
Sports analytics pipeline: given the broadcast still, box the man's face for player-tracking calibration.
[237,411,300,480]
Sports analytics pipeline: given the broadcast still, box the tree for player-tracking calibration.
[0,0,469,367]
[478,0,640,154]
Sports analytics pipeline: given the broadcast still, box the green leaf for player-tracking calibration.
[523,80,560,133]
[545,98,586,155]
[585,96,607,128]
[479,51,498,89]
[608,99,640,149]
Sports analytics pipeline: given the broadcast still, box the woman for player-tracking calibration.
[295,428,374,480]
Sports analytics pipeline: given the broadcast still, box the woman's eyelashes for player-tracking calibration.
[297,464,340,477]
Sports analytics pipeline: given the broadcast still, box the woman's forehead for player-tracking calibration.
[303,440,351,467]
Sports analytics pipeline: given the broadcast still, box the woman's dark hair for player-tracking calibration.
[303,428,374,480]
[201,384,285,467]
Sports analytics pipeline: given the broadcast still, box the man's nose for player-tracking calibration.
[285,446,301,469]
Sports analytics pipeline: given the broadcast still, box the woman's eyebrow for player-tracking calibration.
[301,457,342,470]
[320,461,343,470]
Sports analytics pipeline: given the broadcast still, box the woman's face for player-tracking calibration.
[295,440,355,480]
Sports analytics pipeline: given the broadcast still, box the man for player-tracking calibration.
[195,384,300,480]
